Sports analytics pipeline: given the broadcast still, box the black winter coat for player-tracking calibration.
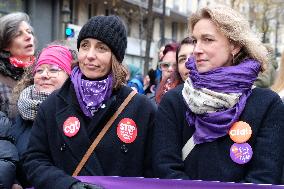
[23,79,156,189]
[0,111,19,189]
[153,85,284,184]
[10,116,33,187]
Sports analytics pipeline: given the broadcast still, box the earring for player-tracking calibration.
[232,53,235,65]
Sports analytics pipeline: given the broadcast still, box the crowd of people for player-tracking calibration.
[0,4,284,189]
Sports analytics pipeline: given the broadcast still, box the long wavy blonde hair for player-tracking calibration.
[271,52,284,93]
[189,5,269,72]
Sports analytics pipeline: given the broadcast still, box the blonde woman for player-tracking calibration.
[153,5,284,184]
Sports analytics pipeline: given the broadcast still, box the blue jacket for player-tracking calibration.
[23,79,156,189]
[127,75,144,94]
[153,85,284,184]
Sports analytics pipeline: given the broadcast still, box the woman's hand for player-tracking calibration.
[11,184,23,189]
[71,182,104,189]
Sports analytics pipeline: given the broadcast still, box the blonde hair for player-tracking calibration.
[271,52,284,93]
[189,5,268,72]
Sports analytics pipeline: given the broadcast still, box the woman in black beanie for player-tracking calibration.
[23,15,155,189]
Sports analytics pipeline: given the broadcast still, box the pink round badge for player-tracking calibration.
[230,143,253,164]
[63,117,80,137]
[117,118,137,143]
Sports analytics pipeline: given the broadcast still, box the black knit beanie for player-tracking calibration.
[77,15,127,63]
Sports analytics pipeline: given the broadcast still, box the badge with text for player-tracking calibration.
[63,117,80,137]
[117,118,137,143]
[230,143,253,164]
[229,121,252,143]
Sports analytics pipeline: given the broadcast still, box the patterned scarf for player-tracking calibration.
[18,85,49,120]
[0,51,26,80]
[71,66,113,117]
[9,56,35,68]
[182,56,260,144]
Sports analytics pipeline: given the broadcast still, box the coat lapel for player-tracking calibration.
[55,79,104,175]
[86,86,132,140]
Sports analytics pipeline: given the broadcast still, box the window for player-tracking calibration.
[0,0,23,14]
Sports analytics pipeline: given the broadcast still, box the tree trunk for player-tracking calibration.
[144,0,154,75]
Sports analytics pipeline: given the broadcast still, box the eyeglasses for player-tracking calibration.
[34,66,62,78]
[159,62,176,69]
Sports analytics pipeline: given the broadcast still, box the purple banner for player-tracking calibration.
[77,176,284,189]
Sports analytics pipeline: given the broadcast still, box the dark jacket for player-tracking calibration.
[0,111,19,189]
[10,116,33,187]
[0,51,24,118]
[153,85,284,184]
[23,79,156,189]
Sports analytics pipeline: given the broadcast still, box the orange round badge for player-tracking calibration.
[229,121,252,143]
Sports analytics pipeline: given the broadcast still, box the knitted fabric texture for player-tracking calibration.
[17,85,49,120]
[34,45,72,75]
[189,5,269,71]
[77,15,127,63]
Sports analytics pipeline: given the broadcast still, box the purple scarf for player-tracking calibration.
[71,66,113,117]
[184,56,260,144]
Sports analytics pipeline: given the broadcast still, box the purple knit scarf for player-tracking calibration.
[184,56,260,144]
[71,66,113,117]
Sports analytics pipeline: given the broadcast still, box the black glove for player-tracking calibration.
[71,182,104,189]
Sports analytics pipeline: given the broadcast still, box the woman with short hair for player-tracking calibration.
[0,12,36,118]
[0,12,35,189]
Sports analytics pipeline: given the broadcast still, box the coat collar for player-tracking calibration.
[55,79,104,175]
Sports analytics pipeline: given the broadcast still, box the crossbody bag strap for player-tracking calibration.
[182,136,195,161]
[72,90,137,176]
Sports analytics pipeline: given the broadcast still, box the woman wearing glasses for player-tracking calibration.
[10,43,75,188]
[155,43,179,103]
[155,38,195,104]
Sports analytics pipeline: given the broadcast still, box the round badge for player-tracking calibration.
[229,121,252,143]
[63,117,80,137]
[230,143,253,164]
[117,118,137,143]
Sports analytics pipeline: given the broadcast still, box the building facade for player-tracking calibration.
[0,0,193,73]
[2,0,282,73]
[68,0,192,71]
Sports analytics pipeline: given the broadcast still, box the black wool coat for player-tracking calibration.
[0,111,18,189]
[10,116,33,187]
[23,79,156,189]
[153,84,284,184]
